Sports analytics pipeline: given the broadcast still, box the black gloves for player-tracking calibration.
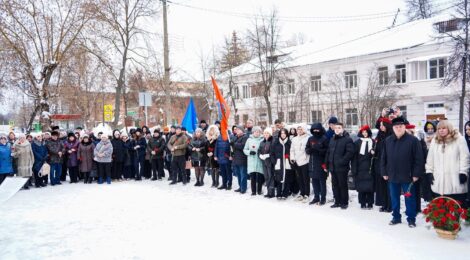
[249,151,256,155]
[426,173,434,186]
[459,174,468,184]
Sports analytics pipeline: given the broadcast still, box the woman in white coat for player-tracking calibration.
[425,120,469,205]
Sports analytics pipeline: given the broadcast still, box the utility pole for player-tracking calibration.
[460,0,469,133]
[162,0,171,126]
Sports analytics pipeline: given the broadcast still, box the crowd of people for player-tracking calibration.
[1,108,470,228]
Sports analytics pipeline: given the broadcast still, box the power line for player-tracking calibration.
[167,1,400,23]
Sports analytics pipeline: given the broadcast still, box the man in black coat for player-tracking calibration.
[111,130,126,181]
[325,122,355,209]
[380,117,424,228]
[231,126,249,193]
[305,123,329,205]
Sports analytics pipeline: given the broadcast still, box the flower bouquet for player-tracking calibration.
[422,196,468,240]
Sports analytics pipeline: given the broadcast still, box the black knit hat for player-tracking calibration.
[392,116,406,126]
[67,132,75,138]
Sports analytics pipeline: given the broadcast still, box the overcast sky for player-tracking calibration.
[158,0,449,81]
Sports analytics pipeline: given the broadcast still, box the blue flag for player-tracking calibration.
[181,97,198,134]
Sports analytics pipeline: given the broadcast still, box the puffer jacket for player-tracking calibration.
[214,135,231,164]
[0,142,13,174]
[32,140,48,173]
[188,136,208,164]
[231,134,248,166]
[306,123,329,179]
[325,131,355,173]
[290,133,310,166]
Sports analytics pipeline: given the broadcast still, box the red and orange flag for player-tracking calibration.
[211,76,230,141]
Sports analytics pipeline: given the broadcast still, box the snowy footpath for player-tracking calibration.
[0,178,469,260]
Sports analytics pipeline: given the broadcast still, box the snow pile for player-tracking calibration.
[0,178,468,260]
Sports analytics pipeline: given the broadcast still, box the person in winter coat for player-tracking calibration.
[232,126,249,193]
[94,134,113,184]
[167,126,189,185]
[143,132,152,179]
[148,129,166,181]
[111,130,126,181]
[164,126,176,180]
[381,117,424,228]
[351,125,375,209]
[46,131,64,185]
[271,128,294,198]
[374,117,393,212]
[120,133,132,180]
[243,126,264,195]
[325,122,355,209]
[290,124,311,202]
[132,129,147,181]
[188,129,207,186]
[182,127,192,182]
[214,130,232,190]
[465,121,470,205]
[8,132,17,174]
[289,128,297,140]
[206,125,220,188]
[31,134,48,187]
[0,134,13,185]
[326,116,338,140]
[59,131,68,182]
[305,123,329,205]
[425,120,469,206]
[78,134,95,183]
[64,133,80,183]
[12,133,34,189]
[256,128,273,197]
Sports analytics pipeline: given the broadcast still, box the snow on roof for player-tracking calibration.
[225,17,447,78]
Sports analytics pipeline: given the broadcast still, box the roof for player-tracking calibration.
[224,16,450,78]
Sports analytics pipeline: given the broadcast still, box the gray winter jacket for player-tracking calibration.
[94,140,113,163]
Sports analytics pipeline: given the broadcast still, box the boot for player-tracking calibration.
[98,177,103,184]
[106,177,111,184]
[84,173,89,184]
[309,197,320,205]
[194,180,201,186]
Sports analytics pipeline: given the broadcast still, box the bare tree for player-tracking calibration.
[436,0,470,131]
[246,7,284,125]
[406,0,434,21]
[0,0,93,131]
[357,66,403,126]
[85,0,157,127]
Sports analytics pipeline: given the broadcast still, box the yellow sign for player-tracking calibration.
[104,105,113,122]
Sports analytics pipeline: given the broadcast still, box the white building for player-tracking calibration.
[217,17,466,131]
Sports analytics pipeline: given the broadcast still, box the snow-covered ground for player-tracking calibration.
[0,176,469,260]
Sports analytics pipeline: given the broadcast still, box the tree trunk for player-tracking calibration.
[264,93,272,125]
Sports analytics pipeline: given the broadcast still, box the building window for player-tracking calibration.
[428,103,444,108]
[242,114,249,123]
[234,115,240,125]
[345,108,358,126]
[277,112,284,122]
[242,85,251,99]
[378,67,389,86]
[288,111,296,123]
[311,110,322,123]
[395,64,406,84]
[397,105,407,119]
[277,81,285,95]
[344,71,358,89]
[410,61,428,81]
[429,58,446,79]
[287,79,295,95]
[233,86,239,99]
[310,76,321,92]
